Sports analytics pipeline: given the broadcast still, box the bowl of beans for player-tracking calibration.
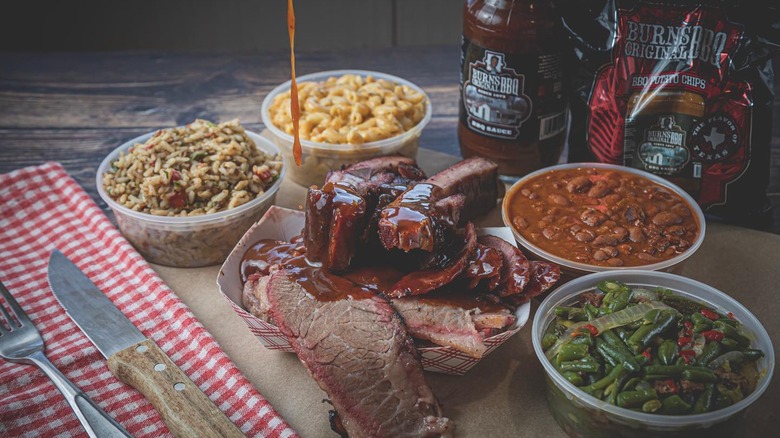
[532,270,773,437]
[97,119,285,267]
[502,163,705,281]
[261,70,431,187]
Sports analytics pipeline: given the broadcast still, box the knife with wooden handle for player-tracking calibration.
[47,250,244,438]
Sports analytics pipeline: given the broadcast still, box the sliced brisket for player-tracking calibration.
[388,223,477,298]
[265,271,453,438]
[425,157,500,223]
[477,235,531,297]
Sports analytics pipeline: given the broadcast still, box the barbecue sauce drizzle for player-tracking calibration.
[241,239,507,312]
[288,0,302,166]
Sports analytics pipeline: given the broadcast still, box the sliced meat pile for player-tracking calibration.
[241,156,561,437]
[260,271,453,438]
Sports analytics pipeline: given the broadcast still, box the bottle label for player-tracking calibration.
[460,38,565,141]
[624,111,697,176]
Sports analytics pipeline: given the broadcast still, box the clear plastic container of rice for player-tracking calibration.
[97,119,285,267]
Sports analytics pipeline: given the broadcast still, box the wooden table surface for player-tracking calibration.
[1,46,779,232]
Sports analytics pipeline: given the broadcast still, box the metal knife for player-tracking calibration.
[47,250,244,438]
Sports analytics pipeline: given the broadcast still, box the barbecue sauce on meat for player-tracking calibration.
[382,183,436,227]
[241,239,375,301]
[241,238,509,313]
[304,182,366,270]
[240,240,303,282]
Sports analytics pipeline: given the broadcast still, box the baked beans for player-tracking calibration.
[506,167,700,267]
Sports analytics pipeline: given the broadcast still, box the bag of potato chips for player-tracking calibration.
[559,0,779,228]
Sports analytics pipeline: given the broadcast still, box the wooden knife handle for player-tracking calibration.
[107,339,244,438]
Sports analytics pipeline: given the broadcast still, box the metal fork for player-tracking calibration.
[0,281,131,438]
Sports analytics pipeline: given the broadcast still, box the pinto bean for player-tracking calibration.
[636,252,659,262]
[567,176,592,193]
[593,234,618,246]
[665,225,685,236]
[646,204,660,217]
[613,227,628,241]
[603,194,622,205]
[593,250,608,261]
[574,253,591,262]
[575,231,595,242]
[588,181,611,198]
[671,203,692,218]
[629,227,645,243]
[581,209,607,227]
[600,246,619,258]
[548,193,571,207]
[618,244,633,255]
[652,211,682,227]
[543,227,560,240]
[512,217,529,229]
[570,224,582,233]
[607,258,624,267]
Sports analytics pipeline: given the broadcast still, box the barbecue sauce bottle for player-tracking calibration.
[459,0,567,180]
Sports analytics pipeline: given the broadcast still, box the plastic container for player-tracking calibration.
[531,270,774,438]
[502,163,706,283]
[96,130,285,267]
[260,69,432,187]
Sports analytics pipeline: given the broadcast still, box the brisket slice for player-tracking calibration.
[392,297,516,359]
[388,222,477,298]
[477,235,531,297]
[425,157,500,223]
[503,261,562,306]
[265,271,453,438]
[463,243,503,290]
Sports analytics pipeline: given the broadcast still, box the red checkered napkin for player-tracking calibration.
[0,162,297,438]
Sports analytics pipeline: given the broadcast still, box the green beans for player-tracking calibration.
[617,388,658,408]
[692,384,716,413]
[720,337,739,351]
[562,371,584,386]
[544,281,765,416]
[584,364,626,392]
[690,312,712,333]
[570,333,593,346]
[558,343,589,362]
[542,332,559,350]
[560,356,600,373]
[601,283,631,313]
[642,399,662,413]
[681,368,717,383]
[627,310,678,354]
[596,333,640,372]
[644,365,685,376]
[742,349,765,361]
[555,306,588,322]
[661,395,691,414]
[713,321,751,347]
[657,340,678,365]
[698,341,721,366]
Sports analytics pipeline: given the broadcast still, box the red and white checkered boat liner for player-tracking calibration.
[0,162,297,437]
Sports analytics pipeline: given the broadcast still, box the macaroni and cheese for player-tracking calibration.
[267,74,427,144]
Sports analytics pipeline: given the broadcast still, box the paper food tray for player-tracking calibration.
[217,206,530,375]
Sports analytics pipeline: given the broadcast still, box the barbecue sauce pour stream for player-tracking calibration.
[288,0,302,165]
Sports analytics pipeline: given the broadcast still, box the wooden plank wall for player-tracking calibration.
[0,0,462,52]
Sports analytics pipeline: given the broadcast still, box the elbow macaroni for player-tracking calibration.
[268,74,427,144]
